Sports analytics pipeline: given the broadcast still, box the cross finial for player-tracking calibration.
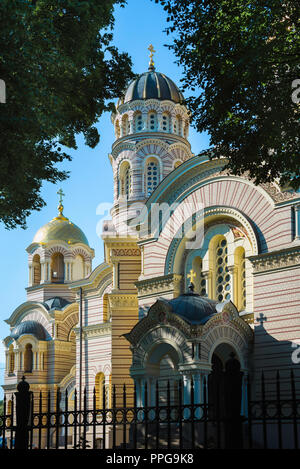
[187,269,196,284]
[256,313,267,327]
[57,188,65,205]
[148,44,156,69]
[57,188,65,216]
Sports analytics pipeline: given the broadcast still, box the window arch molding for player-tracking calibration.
[183,223,252,309]
[143,155,163,197]
[118,160,132,198]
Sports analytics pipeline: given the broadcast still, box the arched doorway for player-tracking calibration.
[145,342,181,407]
[208,343,244,448]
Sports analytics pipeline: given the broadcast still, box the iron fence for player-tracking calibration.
[1,371,300,450]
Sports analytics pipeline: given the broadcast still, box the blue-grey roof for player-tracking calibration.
[43,297,70,311]
[168,293,218,325]
[118,67,184,106]
[11,321,48,341]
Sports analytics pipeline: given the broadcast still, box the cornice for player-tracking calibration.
[249,247,300,273]
[108,293,138,308]
[74,322,112,340]
[135,273,182,298]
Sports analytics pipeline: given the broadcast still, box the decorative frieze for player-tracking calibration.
[136,273,182,298]
[74,323,111,340]
[249,247,300,273]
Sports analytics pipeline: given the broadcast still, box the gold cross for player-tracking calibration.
[148,44,156,68]
[57,188,65,205]
[187,269,196,283]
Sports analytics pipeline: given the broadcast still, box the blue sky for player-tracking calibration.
[0,0,210,396]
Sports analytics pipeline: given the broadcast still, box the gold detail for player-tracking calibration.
[148,44,156,69]
[187,269,196,283]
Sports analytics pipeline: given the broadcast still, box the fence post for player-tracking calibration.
[14,376,32,450]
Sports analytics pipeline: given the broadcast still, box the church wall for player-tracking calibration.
[46,341,74,384]
[75,333,112,408]
[140,179,294,282]
[26,284,76,304]
[252,264,300,396]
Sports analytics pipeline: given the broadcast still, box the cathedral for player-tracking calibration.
[2,49,300,447]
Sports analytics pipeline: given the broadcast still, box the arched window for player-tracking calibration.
[191,256,206,296]
[24,344,33,373]
[102,293,110,322]
[115,120,121,139]
[8,345,15,374]
[234,247,246,311]
[32,254,41,285]
[148,111,157,131]
[145,158,160,197]
[184,121,189,138]
[51,253,64,283]
[95,372,105,409]
[215,236,232,302]
[121,114,130,136]
[161,112,171,132]
[134,112,143,132]
[119,162,131,198]
[176,115,183,136]
[73,254,85,281]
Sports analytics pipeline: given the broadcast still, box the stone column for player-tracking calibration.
[28,264,33,287]
[295,204,300,240]
[112,261,119,291]
[228,265,237,303]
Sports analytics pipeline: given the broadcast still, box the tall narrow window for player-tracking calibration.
[234,247,246,311]
[135,112,143,132]
[148,111,157,131]
[24,344,33,373]
[191,256,206,296]
[115,120,121,139]
[215,238,231,302]
[161,112,170,132]
[95,372,105,409]
[51,253,64,283]
[32,254,41,285]
[121,115,129,136]
[145,159,160,197]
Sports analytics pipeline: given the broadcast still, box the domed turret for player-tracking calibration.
[117,69,184,108]
[33,205,89,246]
[26,190,94,294]
[108,45,194,235]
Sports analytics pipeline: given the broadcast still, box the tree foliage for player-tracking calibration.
[0,0,134,229]
[155,0,300,189]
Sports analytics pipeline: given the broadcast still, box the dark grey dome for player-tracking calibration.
[118,67,184,107]
[43,297,70,311]
[168,293,218,325]
[11,321,48,341]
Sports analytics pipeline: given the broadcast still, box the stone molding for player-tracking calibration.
[249,247,300,273]
[136,273,182,298]
[74,322,112,340]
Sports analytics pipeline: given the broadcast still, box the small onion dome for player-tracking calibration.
[32,203,89,246]
[11,320,48,341]
[43,297,70,311]
[117,67,184,108]
[168,292,218,325]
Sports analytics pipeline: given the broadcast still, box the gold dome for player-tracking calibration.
[33,205,89,246]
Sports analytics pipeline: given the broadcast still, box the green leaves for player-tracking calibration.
[154,0,300,190]
[0,0,134,229]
